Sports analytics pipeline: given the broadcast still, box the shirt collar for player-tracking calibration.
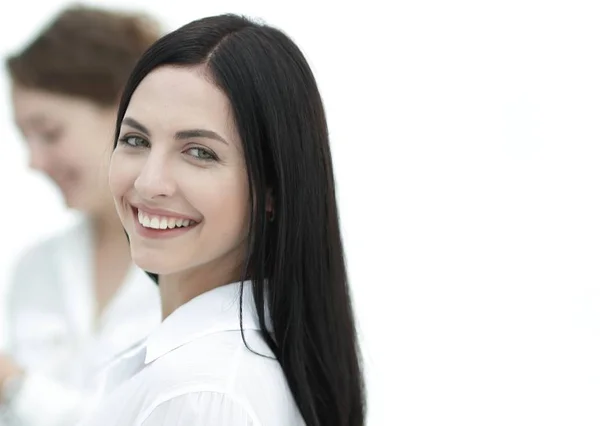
[145,281,267,364]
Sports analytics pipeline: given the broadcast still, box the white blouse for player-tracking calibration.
[2,218,161,426]
[78,281,305,426]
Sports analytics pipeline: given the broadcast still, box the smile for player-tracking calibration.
[131,206,200,239]
[137,208,198,230]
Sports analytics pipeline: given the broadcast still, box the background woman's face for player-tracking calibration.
[11,85,116,215]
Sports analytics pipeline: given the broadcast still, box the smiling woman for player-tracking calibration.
[79,13,365,426]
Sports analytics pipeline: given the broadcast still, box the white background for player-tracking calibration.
[0,0,599,425]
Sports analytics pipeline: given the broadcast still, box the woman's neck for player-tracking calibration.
[159,259,243,320]
[89,210,132,318]
[90,210,127,246]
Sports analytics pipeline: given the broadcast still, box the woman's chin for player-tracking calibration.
[131,253,176,276]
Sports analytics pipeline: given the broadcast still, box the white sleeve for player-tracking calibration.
[2,245,96,426]
[141,392,254,426]
[4,373,95,426]
[5,244,47,353]
[5,249,29,353]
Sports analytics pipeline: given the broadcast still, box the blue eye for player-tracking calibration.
[119,136,149,148]
[186,147,217,161]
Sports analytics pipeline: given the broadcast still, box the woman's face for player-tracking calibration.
[110,65,250,279]
[11,85,116,215]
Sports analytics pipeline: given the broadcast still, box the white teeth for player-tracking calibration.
[136,209,196,230]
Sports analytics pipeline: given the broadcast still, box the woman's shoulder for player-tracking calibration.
[14,218,90,266]
[148,330,280,385]
[139,387,305,426]
[139,331,302,424]
[8,218,91,300]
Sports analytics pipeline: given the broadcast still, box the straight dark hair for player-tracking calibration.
[114,14,365,426]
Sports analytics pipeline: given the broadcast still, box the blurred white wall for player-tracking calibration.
[1,0,600,424]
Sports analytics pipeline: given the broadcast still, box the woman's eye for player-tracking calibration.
[120,136,149,148]
[186,147,216,161]
[41,128,63,143]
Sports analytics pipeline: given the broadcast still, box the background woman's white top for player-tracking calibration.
[2,218,161,426]
[79,281,304,426]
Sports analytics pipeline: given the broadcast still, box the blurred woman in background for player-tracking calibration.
[0,5,163,426]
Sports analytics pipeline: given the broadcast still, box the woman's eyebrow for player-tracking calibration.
[175,129,229,145]
[122,117,151,136]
